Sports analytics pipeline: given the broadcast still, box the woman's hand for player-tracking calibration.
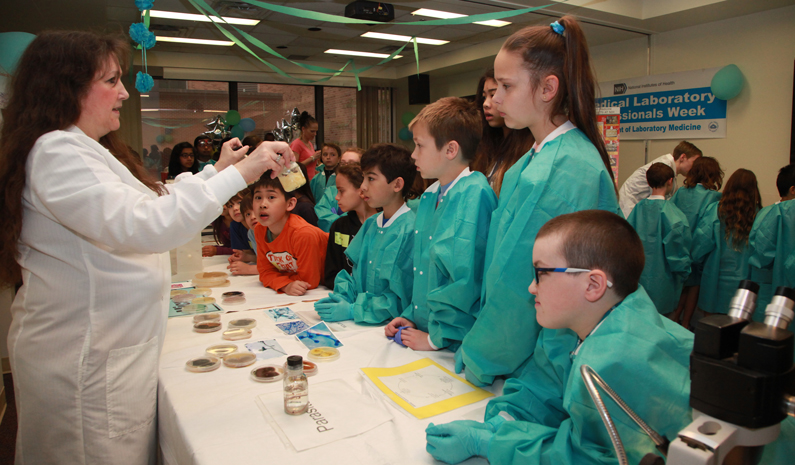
[234,142,295,184]
[215,138,249,172]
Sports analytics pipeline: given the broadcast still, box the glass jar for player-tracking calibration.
[278,161,306,192]
[283,355,308,415]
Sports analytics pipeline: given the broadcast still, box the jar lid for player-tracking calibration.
[191,297,216,305]
[250,364,285,382]
[186,355,221,373]
[307,347,340,362]
[284,359,318,377]
[222,328,252,341]
[205,343,238,359]
[192,288,212,297]
[193,321,222,333]
[223,352,257,368]
[193,312,221,323]
[228,318,257,330]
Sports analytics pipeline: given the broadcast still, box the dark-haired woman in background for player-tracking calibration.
[471,68,535,196]
[290,111,322,179]
[167,141,199,179]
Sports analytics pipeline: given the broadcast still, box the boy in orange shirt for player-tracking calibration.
[253,173,329,295]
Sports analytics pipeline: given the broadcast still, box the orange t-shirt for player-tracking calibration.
[255,214,329,292]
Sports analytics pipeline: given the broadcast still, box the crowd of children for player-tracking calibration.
[192,15,794,465]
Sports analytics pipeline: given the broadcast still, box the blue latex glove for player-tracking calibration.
[315,295,353,321]
[425,420,496,464]
[387,326,410,347]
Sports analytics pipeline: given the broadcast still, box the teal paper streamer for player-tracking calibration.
[413,37,419,76]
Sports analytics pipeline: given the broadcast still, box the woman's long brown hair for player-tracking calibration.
[0,31,164,287]
[718,168,762,250]
[502,15,616,193]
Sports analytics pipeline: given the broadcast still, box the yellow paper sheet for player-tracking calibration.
[361,358,493,419]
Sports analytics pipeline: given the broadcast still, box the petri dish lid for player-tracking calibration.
[193,312,221,323]
[172,293,196,303]
[206,343,239,359]
[223,352,257,368]
[171,289,188,297]
[251,364,285,382]
[182,304,207,314]
[186,355,221,373]
[191,297,216,305]
[195,271,228,280]
[222,328,252,341]
[228,318,257,330]
[193,321,222,333]
[307,347,340,362]
[192,288,212,297]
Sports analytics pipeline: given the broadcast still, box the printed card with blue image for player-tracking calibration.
[265,306,299,322]
[245,339,287,361]
[276,320,310,335]
[296,322,343,349]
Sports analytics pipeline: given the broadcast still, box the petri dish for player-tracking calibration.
[221,291,246,305]
[193,321,222,333]
[223,352,257,368]
[284,359,318,377]
[186,355,221,373]
[222,328,252,341]
[192,288,212,297]
[170,289,188,297]
[172,293,196,303]
[251,364,285,383]
[228,318,256,330]
[181,304,207,314]
[192,297,216,305]
[193,312,221,323]
[205,343,239,359]
[307,347,340,363]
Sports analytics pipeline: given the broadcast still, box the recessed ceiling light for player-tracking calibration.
[361,32,449,45]
[149,10,260,26]
[325,49,402,59]
[203,110,229,113]
[155,36,235,46]
[140,94,149,97]
[141,109,159,112]
[412,8,510,27]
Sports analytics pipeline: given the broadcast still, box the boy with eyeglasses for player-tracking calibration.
[194,135,217,169]
[426,210,694,465]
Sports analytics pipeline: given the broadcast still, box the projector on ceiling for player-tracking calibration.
[344,1,395,23]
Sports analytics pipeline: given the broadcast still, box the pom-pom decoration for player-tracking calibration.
[129,23,156,50]
[135,0,154,12]
[135,71,154,93]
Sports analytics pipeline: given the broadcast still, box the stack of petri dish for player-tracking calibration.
[192,272,230,288]
[221,291,246,305]
[228,318,256,330]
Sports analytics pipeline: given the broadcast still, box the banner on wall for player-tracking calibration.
[596,107,620,183]
[596,68,727,140]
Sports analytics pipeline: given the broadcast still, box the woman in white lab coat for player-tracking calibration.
[0,31,293,465]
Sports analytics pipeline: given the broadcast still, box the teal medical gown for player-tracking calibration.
[626,198,692,314]
[402,169,497,349]
[691,202,755,315]
[484,287,693,465]
[332,204,415,324]
[460,124,621,385]
[671,185,722,286]
[310,163,335,206]
[749,200,795,322]
[314,186,341,233]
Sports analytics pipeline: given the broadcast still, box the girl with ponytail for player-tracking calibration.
[458,16,622,387]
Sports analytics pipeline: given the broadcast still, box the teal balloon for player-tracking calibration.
[155,134,165,144]
[401,112,415,126]
[0,32,36,75]
[225,110,241,126]
[231,125,245,139]
[711,64,744,101]
[398,127,413,141]
[238,117,256,132]
[164,134,173,143]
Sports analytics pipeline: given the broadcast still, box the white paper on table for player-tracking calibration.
[256,378,393,452]
[378,364,476,409]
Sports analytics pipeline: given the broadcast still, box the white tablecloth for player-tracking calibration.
[159,257,503,465]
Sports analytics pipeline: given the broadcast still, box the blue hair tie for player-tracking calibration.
[550,21,565,36]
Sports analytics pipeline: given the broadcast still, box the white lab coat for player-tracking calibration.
[618,153,677,218]
[7,126,246,465]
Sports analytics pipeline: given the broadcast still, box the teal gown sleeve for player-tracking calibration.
[309,164,329,203]
[409,173,497,349]
[332,210,415,324]
[460,128,621,385]
[661,201,693,308]
[314,186,341,233]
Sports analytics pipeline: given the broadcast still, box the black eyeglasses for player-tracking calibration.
[197,141,213,147]
[180,152,195,158]
[534,267,613,288]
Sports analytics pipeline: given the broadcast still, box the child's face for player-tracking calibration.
[196,139,213,158]
[493,49,545,130]
[340,151,361,165]
[360,165,400,209]
[253,186,293,228]
[321,146,340,170]
[482,77,505,128]
[335,174,363,213]
[226,198,243,223]
[243,208,257,230]
[528,233,588,332]
[179,147,195,169]
[411,121,448,180]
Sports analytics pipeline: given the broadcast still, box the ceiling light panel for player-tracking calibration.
[149,10,260,26]
[361,32,449,45]
[411,8,510,27]
[156,36,235,46]
[325,49,402,59]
